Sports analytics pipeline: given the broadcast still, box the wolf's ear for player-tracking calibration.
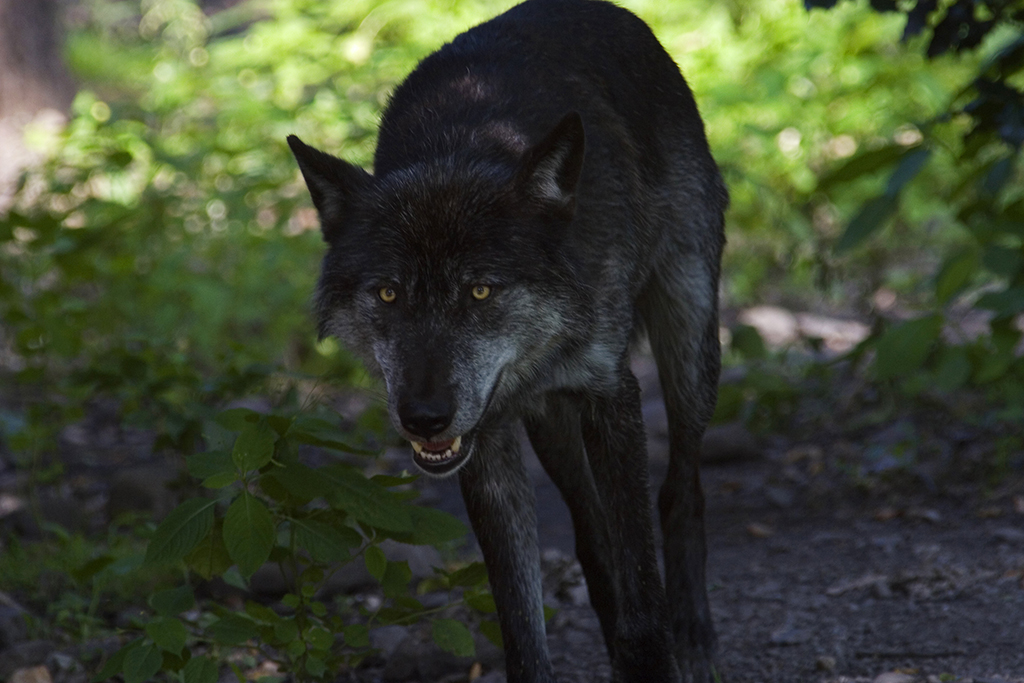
[517,111,585,218]
[287,135,372,240]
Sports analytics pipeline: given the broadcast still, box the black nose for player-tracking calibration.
[398,399,453,438]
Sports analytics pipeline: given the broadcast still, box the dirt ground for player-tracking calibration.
[414,355,1024,683]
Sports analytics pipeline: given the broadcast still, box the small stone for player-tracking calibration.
[815,655,836,672]
[992,527,1024,544]
[0,641,56,681]
[907,507,941,524]
[9,666,52,683]
[747,522,774,538]
[873,506,901,521]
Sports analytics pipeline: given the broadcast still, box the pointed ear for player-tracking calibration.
[517,112,585,217]
[287,135,372,240]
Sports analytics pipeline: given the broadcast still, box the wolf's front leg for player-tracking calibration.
[581,363,682,683]
[458,425,556,683]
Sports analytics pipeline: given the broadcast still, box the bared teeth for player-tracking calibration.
[410,435,462,463]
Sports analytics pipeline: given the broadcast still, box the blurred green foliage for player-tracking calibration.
[0,0,1021,446]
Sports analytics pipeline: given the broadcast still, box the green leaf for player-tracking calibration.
[145,616,188,655]
[343,623,370,648]
[182,655,219,683]
[836,194,898,253]
[321,464,414,532]
[818,143,905,191]
[885,147,931,196]
[232,418,276,472]
[91,638,139,682]
[202,420,237,452]
[479,619,504,649]
[71,555,115,583]
[223,492,276,578]
[364,545,387,582]
[304,655,327,678]
[208,614,258,645]
[288,414,376,455]
[215,408,261,432]
[145,498,217,566]
[431,619,475,658]
[381,560,413,598]
[448,562,488,588]
[977,286,1024,317]
[273,619,299,644]
[465,592,497,614]
[266,461,331,500]
[982,156,1014,196]
[186,450,234,480]
[874,314,943,380]
[982,245,1022,279]
[149,585,195,617]
[933,346,972,391]
[123,643,163,683]
[306,625,334,653]
[185,521,233,580]
[370,473,420,487]
[387,504,466,546]
[202,471,238,489]
[935,250,979,304]
[730,324,767,359]
[292,518,360,563]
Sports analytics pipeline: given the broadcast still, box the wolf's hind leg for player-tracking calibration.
[639,255,721,682]
[524,395,618,657]
[579,361,681,682]
[458,426,556,683]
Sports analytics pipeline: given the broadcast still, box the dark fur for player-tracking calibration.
[288,1,727,680]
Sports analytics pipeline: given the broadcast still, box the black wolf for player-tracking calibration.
[288,0,727,680]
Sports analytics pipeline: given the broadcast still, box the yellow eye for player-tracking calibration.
[379,286,397,303]
[471,285,491,301]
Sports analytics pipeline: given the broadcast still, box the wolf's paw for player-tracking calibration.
[677,646,722,683]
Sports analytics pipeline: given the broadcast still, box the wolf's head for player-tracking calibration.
[288,113,589,476]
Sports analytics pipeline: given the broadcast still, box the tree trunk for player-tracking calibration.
[0,0,75,118]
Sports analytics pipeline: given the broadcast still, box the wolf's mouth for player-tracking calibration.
[410,434,470,476]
